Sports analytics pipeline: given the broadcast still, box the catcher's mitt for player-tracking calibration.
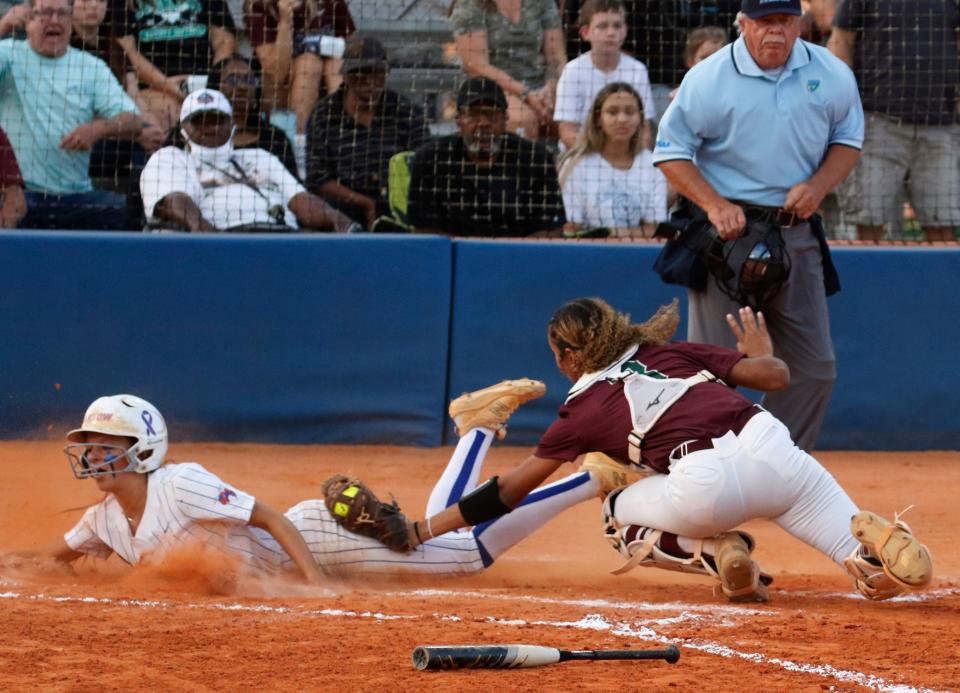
[322,474,413,552]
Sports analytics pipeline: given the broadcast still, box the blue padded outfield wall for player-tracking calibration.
[0,232,452,446]
[1,231,957,450]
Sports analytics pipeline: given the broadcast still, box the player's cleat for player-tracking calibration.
[449,379,546,439]
[579,452,649,499]
[845,509,932,599]
[713,532,769,603]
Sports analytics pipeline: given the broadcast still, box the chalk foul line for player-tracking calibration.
[0,588,952,693]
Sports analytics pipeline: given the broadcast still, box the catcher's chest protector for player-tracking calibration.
[621,369,717,466]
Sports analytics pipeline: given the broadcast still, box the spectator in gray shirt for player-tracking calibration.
[829,0,959,242]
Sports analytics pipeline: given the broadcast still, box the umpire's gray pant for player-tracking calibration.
[687,222,835,451]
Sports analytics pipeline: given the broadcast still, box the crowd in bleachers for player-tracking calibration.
[0,0,955,238]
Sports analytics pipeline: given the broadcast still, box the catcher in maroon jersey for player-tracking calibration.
[405,297,932,602]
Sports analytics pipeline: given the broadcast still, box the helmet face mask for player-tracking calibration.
[65,441,140,479]
[63,395,168,478]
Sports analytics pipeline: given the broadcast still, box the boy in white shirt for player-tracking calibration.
[554,0,656,150]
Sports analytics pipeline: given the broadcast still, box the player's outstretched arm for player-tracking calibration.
[248,501,325,585]
[0,538,83,571]
[410,455,564,547]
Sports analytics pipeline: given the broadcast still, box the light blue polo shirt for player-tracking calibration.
[0,39,138,194]
[653,36,864,207]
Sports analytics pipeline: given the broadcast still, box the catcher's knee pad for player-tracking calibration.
[600,495,770,602]
[601,490,669,574]
[844,510,933,600]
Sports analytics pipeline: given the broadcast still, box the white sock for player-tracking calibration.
[425,427,495,517]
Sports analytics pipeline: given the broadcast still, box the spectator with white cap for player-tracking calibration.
[140,88,355,232]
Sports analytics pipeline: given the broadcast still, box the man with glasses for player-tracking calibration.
[305,34,429,228]
[0,0,143,229]
[406,77,566,237]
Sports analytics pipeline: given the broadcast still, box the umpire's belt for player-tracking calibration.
[733,201,802,228]
[668,405,762,463]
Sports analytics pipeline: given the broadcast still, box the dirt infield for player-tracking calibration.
[1,441,958,692]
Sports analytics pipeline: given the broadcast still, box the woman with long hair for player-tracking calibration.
[404,298,933,603]
[558,82,667,238]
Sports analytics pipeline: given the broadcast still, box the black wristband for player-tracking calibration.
[412,520,424,545]
[458,476,513,525]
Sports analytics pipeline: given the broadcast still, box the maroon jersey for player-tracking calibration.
[535,341,756,473]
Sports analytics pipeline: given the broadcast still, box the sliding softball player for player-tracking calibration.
[5,386,620,583]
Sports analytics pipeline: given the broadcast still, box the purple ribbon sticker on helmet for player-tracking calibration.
[142,410,156,436]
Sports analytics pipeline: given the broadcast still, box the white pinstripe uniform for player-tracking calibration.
[64,429,598,578]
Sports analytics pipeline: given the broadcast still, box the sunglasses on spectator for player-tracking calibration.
[32,8,72,19]
[221,73,261,87]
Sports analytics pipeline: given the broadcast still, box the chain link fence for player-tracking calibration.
[0,0,956,239]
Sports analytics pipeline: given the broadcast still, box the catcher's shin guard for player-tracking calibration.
[844,509,932,600]
[448,379,546,439]
[711,532,769,603]
[600,492,771,602]
[579,452,650,499]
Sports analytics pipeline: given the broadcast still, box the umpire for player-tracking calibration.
[652,0,864,451]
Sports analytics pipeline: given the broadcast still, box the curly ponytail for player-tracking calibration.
[548,297,680,373]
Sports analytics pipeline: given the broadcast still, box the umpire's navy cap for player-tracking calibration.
[457,77,508,111]
[741,0,802,19]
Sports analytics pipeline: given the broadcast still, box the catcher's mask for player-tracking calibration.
[64,394,168,479]
[708,220,791,310]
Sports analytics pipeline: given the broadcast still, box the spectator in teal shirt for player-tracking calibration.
[0,0,143,229]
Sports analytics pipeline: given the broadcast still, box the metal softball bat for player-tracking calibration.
[411,644,681,670]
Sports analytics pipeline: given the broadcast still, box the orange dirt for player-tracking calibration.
[1,441,958,692]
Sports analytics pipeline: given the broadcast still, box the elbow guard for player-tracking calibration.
[458,476,513,525]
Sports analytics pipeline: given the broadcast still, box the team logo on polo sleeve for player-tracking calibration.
[218,488,237,505]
